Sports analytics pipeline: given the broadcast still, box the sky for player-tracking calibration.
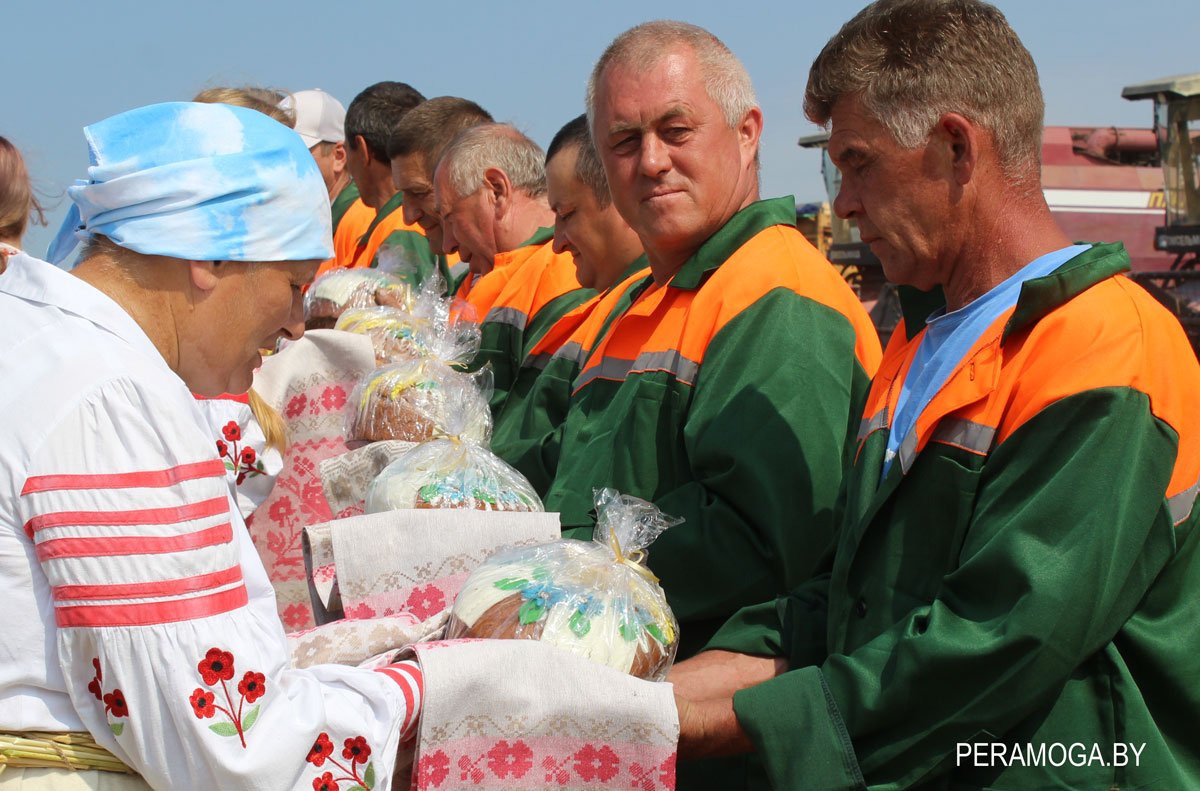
[5,0,1198,258]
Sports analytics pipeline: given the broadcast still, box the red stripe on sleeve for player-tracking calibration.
[55,585,248,628]
[52,565,243,602]
[25,496,229,538]
[22,460,226,495]
[377,661,423,737]
[36,523,233,561]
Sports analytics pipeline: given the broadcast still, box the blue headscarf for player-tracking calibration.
[47,102,333,266]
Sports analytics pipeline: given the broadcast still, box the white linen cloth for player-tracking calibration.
[0,253,420,790]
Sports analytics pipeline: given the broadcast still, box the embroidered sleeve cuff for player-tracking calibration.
[375,659,423,741]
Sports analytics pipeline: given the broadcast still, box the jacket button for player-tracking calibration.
[854,597,868,618]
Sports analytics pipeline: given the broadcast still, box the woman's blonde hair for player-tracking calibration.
[192,87,295,128]
[0,136,46,242]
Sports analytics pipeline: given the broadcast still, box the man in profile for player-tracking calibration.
[343,81,439,282]
[433,123,593,410]
[387,96,493,293]
[671,2,1200,789]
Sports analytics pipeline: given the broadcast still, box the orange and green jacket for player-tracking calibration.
[349,191,449,289]
[709,242,1200,790]
[491,260,652,494]
[546,196,882,658]
[466,228,595,412]
[316,182,374,279]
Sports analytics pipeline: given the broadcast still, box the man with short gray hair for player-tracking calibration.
[434,122,593,411]
[672,2,1200,788]
[545,25,880,791]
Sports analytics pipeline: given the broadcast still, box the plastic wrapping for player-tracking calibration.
[346,359,491,444]
[364,438,543,513]
[445,488,683,680]
[335,277,480,368]
[304,269,413,330]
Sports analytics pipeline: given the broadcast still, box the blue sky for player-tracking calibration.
[6,0,1198,258]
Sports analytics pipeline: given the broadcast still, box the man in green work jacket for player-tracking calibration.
[670,2,1200,789]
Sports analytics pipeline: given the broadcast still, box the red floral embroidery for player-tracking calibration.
[404,584,447,620]
[285,393,308,419]
[307,733,335,767]
[238,671,266,703]
[542,755,571,784]
[283,602,312,629]
[573,744,620,782]
[486,740,533,779]
[320,386,347,412]
[216,439,228,456]
[198,648,236,685]
[268,496,296,524]
[241,447,257,466]
[417,750,450,787]
[312,772,339,791]
[217,423,265,488]
[222,421,242,441]
[342,735,371,764]
[103,689,129,719]
[189,647,263,748]
[304,732,376,790]
[190,689,217,718]
[88,658,103,700]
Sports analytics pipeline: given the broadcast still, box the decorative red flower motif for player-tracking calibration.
[573,744,620,782]
[320,386,347,412]
[198,648,236,684]
[222,421,242,441]
[307,732,335,766]
[216,439,228,456]
[285,393,308,419]
[103,689,129,719]
[282,602,312,629]
[240,447,257,465]
[88,658,103,700]
[486,740,534,779]
[268,496,296,524]
[238,671,266,703]
[342,735,371,764]
[659,754,676,787]
[311,772,339,791]
[190,688,217,718]
[404,584,447,620]
[301,480,326,509]
[418,750,450,787]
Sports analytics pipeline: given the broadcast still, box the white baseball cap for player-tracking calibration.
[281,89,345,148]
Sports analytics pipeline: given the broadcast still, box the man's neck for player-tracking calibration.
[328,171,352,202]
[645,188,760,285]
[498,195,555,253]
[942,199,1074,312]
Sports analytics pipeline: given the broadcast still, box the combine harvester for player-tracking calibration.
[799,72,1200,351]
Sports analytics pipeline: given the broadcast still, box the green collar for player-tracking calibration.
[895,242,1131,341]
[668,196,798,289]
[358,190,405,244]
[330,181,361,232]
[517,226,555,249]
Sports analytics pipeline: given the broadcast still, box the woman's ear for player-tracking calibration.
[188,260,221,293]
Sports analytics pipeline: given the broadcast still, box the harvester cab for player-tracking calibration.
[1123,73,1200,351]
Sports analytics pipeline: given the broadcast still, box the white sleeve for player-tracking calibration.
[18,376,421,791]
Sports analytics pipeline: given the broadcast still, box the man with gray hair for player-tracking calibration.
[543,22,880,789]
[672,2,1200,789]
[434,122,594,410]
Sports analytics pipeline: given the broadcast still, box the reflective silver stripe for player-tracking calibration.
[523,352,553,371]
[574,349,701,389]
[484,306,529,331]
[633,349,701,385]
[931,417,996,456]
[857,409,888,442]
[1168,474,1200,526]
[551,340,588,368]
[898,426,921,474]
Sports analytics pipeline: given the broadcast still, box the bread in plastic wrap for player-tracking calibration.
[304,269,413,330]
[336,278,480,368]
[445,488,682,680]
[347,360,491,444]
[335,306,430,366]
[364,438,543,513]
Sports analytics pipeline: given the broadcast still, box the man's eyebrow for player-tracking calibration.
[604,106,691,139]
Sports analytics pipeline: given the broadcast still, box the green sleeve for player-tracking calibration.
[372,229,437,287]
[734,388,1179,790]
[704,573,831,667]
[642,291,870,648]
[491,358,576,496]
